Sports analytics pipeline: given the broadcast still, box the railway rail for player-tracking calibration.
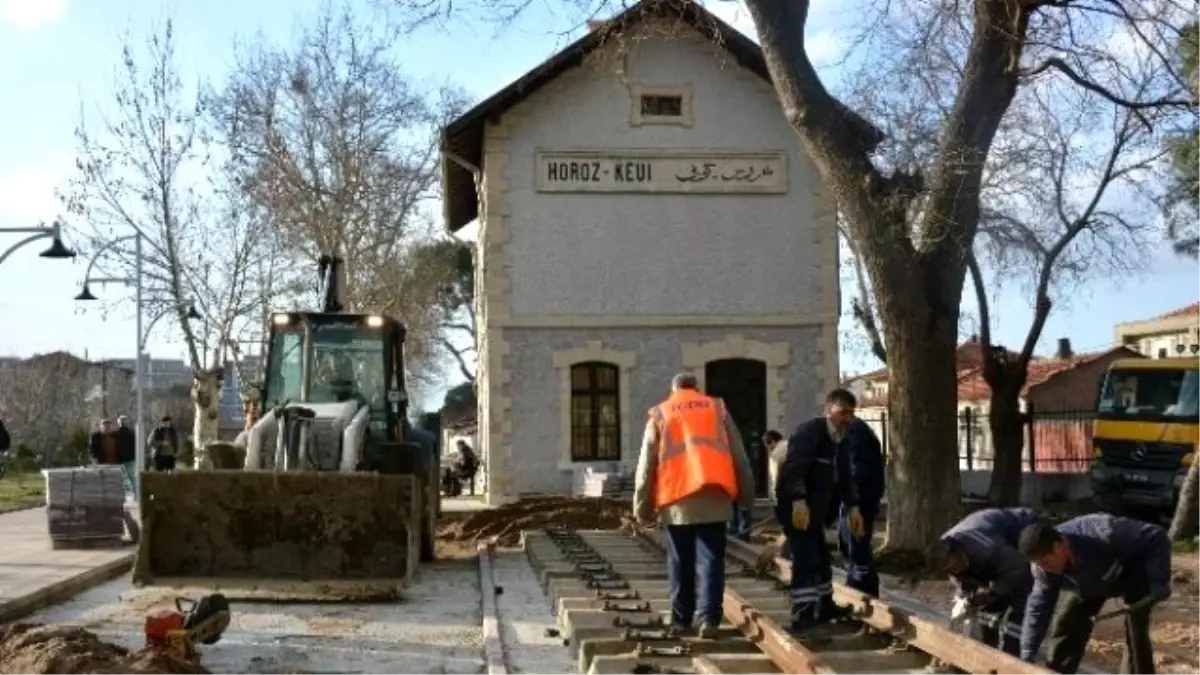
[522,527,1054,675]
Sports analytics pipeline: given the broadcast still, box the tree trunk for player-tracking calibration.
[1169,458,1199,541]
[880,302,964,553]
[190,367,224,470]
[986,389,1025,507]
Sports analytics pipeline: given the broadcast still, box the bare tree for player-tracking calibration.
[211,5,471,385]
[968,82,1168,505]
[61,20,273,457]
[0,353,129,465]
[382,0,1194,549]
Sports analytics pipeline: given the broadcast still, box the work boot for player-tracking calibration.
[697,622,720,640]
[178,593,232,645]
[818,596,854,623]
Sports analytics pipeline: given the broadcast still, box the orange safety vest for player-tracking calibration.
[649,389,739,509]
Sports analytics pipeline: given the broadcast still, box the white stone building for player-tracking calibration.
[440,0,839,504]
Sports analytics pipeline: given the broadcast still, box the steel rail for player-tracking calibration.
[722,538,1054,675]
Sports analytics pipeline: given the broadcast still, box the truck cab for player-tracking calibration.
[1091,357,1199,517]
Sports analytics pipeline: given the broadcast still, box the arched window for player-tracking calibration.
[570,361,621,461]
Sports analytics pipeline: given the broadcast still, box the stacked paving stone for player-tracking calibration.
[578,465,635,499]
[43,467,126,547]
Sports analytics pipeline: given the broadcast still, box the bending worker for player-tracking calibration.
[836,417,884,597]
[634,373,755,639]
[1018,515,1171,674]
[776,388,864,633]
[925,507,1040,656]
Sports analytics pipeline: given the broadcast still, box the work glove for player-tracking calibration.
[950,593,974,623]
[791,500,811,530]
[847,506,865,538]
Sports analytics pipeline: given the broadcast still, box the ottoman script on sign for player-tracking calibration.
[535,151,788,194]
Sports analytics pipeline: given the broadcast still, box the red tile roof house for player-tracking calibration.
[844,337,1141,506]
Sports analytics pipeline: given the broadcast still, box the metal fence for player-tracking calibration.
[859,407,1097,475]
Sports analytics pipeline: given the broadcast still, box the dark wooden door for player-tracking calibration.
[705,359,768,497]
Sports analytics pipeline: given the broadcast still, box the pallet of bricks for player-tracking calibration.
[578,464,634,499]
[43,467,126,549]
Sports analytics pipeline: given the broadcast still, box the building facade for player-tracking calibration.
[441,1,839,503]
[1114,302,1200,359]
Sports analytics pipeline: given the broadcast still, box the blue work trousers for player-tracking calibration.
[837,502,879,597]
[663,522,727,629]
[779,507,832,626]
[727,506,751,541]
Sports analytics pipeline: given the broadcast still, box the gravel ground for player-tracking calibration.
[26,561,486,674]
[491,549,574,674]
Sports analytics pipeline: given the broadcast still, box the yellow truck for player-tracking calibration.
[1091,357,1199,517]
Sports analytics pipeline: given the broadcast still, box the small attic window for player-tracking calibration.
[640,94,682,117]
[630,84,693,127]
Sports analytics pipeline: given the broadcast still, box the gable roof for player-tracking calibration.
[1157,302,1200,320]
[956,346,1140,402]
[439,0,771,232]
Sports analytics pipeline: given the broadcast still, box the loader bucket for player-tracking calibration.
[133,470,420,598]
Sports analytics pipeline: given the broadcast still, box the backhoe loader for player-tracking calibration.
[132,256,440,595]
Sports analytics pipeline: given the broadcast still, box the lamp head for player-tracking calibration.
[74,284,98,301]
[39,236,76,260]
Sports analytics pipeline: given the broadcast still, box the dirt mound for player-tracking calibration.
[438,495,632,546]
[0,623,207,674]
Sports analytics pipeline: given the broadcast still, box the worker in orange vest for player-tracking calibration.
[633,373,756,639]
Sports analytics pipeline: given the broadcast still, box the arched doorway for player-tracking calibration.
[705,358,768,497]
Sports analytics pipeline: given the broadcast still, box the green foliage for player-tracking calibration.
[440,381,476,423]
[1166,22,1199,257]
[410,239,474,314]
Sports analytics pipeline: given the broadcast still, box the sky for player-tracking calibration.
[0,0,1196,396]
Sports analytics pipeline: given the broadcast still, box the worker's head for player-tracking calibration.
[762,430,783,450]
[160,416,173,428]
[116,415,130,428]
[824,389,857,431]
[1018,521,1070,574]
[925,538,968,576]
[99,419,114,432]
[671,372,699,392]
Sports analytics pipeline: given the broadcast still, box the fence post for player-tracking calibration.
[1025,402,1037,473]
[963,407,974,472]
[877,409,887,457]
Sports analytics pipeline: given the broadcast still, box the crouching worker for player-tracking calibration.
[776,388,864,633]
[926,507,1040,655]
[633,373,756,639]
[1018,515,1172,674]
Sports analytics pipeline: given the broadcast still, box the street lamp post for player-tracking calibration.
[0,221,76,267]
[74,233,201,501]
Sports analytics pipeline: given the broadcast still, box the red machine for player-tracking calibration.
[144,594,231,660]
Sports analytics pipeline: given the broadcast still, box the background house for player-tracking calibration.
[1114,302,1200,359]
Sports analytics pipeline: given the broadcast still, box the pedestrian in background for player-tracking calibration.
[149,416,180,472]
[114,415,138,494]
[88,419,119,466]
[776,388,864,633]
[634,373,755,639]
[762,429,791,561]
